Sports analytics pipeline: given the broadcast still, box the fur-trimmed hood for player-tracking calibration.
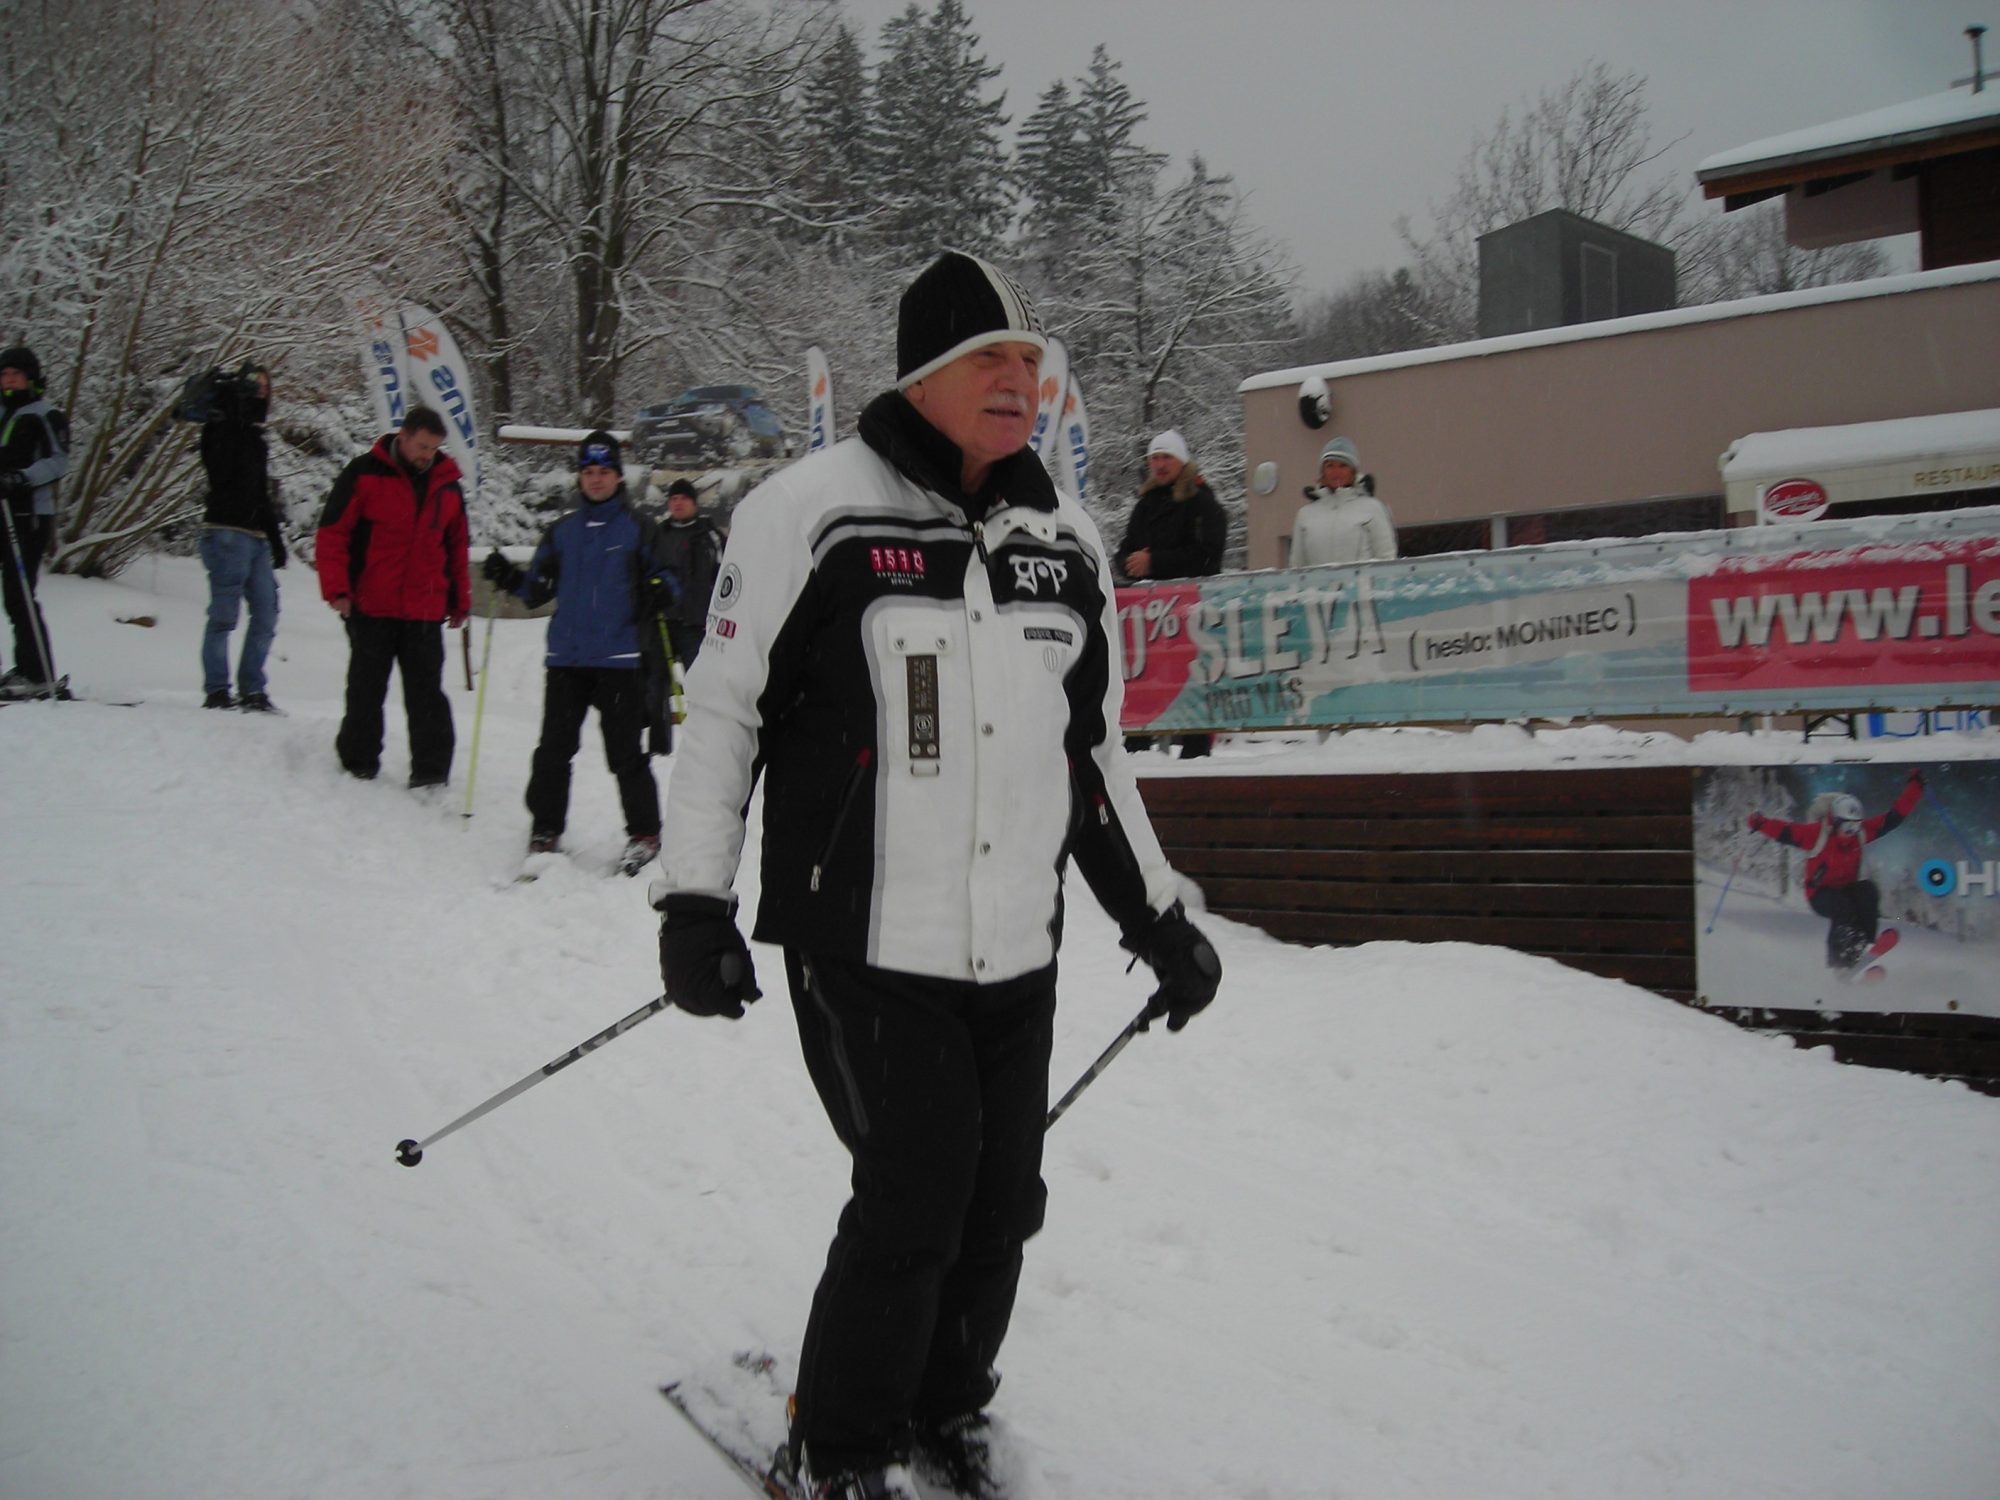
[1141,464,1209,504]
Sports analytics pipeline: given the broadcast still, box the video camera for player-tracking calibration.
[172,360,265,424]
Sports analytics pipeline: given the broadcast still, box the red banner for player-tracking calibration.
[1687,542,2000,693]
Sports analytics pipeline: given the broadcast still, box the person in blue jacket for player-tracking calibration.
[483,431,679,873]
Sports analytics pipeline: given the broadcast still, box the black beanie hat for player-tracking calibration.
[0,346,43,388]
[577,429,622,472]
[896,251,1046,388]
[666,478,698,500]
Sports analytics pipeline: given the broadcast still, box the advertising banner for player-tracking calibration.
[397,304,481,502]
[351,294,409,438]
[1115,508,2000,732]
[805,345,834,454]
[1692,762,2000,1016]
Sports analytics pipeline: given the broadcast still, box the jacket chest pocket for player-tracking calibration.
[880,618,955,779]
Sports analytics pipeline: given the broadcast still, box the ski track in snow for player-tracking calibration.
[2,558,1997,1500]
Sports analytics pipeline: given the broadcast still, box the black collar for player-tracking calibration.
[858,390,1059,523]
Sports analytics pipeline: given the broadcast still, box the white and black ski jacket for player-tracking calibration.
[655,392,1183,984]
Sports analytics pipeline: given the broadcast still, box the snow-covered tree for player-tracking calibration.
[1678,199,1890,304]
[1397,62,1691,343]
[867,0,1012,254]
[0,0,449,575]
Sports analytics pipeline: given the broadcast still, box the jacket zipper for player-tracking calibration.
[810,748,873,892]
[802,960,870,1139]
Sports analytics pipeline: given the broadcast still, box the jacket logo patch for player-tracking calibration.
[1010,557,1068,595]
[1021,626,1073,645]
[715,563,742,610]
[871,546,926,584]
[713,616,737,638]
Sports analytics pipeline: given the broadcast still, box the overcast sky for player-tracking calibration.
[832,0,1990,296]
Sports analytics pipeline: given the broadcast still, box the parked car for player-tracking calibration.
[629,384,789,465]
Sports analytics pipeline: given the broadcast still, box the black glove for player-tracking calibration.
[482,549,522,591]
[0,471,29,507]
[269,531,288,570]
[1122,903,1221,1033]
[656,892,761,1019]
[646,572,679,624]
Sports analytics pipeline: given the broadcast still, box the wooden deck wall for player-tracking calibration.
[1137,769,2000,1094]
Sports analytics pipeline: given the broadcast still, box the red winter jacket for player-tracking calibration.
[316,435,469,622]
[1748,775,1923,897]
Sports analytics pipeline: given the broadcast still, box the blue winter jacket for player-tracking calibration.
[514,493,678,669]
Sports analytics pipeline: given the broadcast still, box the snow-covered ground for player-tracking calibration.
[3,557,1996,1500]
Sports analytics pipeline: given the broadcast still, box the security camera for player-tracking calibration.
[1298,375,1330,429]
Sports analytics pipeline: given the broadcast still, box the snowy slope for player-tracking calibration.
[2,559,1996,1500]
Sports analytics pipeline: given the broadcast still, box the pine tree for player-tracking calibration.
[792,21,875,255]
[868,0,1011,254]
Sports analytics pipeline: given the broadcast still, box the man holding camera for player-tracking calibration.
[197,365,285,712]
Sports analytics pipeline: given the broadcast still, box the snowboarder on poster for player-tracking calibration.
[1746,769,1923,973]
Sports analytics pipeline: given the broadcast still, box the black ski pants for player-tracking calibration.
[336,614,453,782]
[786,950,1055,1477]
[1809,880,1879,969]
[524,665,659,839]
[1,504,53,682]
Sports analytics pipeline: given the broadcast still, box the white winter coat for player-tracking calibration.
[654,397,1183,984]
[1289,486,1397,567]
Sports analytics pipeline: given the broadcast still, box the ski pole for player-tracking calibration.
[460,603,498,820]
[654,612,684,724]
[396,973,725,1166]
[1703,843,1746,934]
[1046,1003,1154,1130]
[0,499,57,700]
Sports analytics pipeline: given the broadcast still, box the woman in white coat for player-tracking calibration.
[1289,435,1397,566]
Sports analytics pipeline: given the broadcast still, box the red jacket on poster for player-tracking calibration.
[1747,773,1924,897]
[316,435,469,622]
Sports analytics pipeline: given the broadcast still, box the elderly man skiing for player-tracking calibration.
[650,250,1221,1500]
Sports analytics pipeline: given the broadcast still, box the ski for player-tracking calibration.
[661,1358,804,1500]
[513,850,564,885]
[0,675,137,706]
[1843,927,1899,981]
[661,1384,800,1498]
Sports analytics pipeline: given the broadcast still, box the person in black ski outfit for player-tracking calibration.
[651,251,1223,1500]
[1113,429,1226,758]
[483,431,679,872]
[0,345,68,698]
[197,366,286,711]
[658,477,723,667]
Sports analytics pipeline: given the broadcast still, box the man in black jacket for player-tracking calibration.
[197,366,285,711]
[658,477,723,667]
[1114,430,1226,757]
[0,345,67,699]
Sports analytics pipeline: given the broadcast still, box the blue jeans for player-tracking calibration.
[199,528,279,696]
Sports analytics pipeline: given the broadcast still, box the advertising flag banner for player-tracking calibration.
[806,345,834,454]
[1057,376,1090,501]
[397,305,481,500]
[351,294,409,438]
[1693,761,2000,1016]
[1027,335,1070,460]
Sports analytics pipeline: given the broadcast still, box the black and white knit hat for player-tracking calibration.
[896,250,1046,388]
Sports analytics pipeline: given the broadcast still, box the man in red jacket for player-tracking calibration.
[316,407,470,787]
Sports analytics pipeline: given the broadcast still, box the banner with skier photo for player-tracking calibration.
[1692,761,2000,1016]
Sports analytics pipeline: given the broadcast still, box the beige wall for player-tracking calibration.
[1242,270,2000,569]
